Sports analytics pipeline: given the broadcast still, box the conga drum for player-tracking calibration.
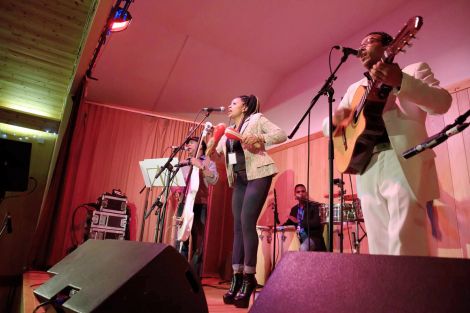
[255,226,272,285]
[272,225,300,266]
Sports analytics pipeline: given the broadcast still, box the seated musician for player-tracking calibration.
[283,184,326,251]
[180,137,218,277]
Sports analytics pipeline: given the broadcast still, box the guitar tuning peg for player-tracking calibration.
[399,48,407,53]
[406,42,413,47]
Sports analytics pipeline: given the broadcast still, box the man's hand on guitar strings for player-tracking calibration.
[333,107,352,126]
[370,61,403,88]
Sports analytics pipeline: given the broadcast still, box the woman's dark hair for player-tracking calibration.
[239,94,260,116]
[236,94,260,131]
[367,31,393,46]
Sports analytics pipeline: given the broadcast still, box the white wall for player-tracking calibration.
[265,0,470,140]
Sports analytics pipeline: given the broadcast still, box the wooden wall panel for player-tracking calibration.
[448,89,470,257]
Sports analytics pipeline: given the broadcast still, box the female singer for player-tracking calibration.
[208,94,287,308]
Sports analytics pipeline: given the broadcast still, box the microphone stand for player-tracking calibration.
[139,164,181,241]
[402,108,470,159]
[154,166,181,243]
[138,110,213,242]
[288,51,353,252]
[272,189,280,272]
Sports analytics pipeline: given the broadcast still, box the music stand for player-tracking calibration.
[138,158,185,242]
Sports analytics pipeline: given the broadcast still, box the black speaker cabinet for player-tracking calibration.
[34,240,208,313]
[251,252,470,313]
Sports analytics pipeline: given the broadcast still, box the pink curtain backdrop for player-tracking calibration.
[30,94,233,270]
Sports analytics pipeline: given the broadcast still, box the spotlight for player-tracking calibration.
[110,7,132,32]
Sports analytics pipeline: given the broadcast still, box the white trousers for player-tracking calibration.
[357,149,430,256]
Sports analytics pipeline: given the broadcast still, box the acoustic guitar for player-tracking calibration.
[333,16,423,174]
[176,122,213,244]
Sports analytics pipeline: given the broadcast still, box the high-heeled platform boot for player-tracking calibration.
[234,273,257,308]
[223,273,243,304]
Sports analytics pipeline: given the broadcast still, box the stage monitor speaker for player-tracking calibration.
[251,252,470,313]
[34,240,208,313]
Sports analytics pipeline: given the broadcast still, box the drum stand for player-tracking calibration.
[352,220,367,254]
[272,189,280,272]
[336,177,346,253]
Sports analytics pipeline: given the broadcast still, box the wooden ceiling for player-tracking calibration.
[0,0,97,131]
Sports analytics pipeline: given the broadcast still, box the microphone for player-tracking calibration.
[170,145,189,151]
[202,107,225,112]
[402,123,470,159]
[334,45,359,56]
[333,178,344,186]
[174,160,191,167]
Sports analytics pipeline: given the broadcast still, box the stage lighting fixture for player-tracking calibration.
[110,7,132,32]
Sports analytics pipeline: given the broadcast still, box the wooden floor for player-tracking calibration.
[23,272,252,313]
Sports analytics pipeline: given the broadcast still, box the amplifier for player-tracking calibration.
[89,227,125,240]
[100,195,127,214]
[91,211,128,231]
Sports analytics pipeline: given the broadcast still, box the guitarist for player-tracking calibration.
[323,31,451,256]
[179,136,218,277]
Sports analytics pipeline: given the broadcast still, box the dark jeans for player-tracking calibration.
[231,170,272,274]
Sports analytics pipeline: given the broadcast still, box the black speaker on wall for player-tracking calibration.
[34,240,208,313]
[251,252,470,313]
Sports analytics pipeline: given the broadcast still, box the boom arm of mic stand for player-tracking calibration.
[288,53,352,139]
[403,121,470,159]
[139,111,212,194]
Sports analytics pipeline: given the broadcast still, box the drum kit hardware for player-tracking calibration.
[322,190,367,253]
[319,197,363,224]
[323,192,359,202]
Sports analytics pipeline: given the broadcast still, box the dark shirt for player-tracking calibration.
[284,201,325,243]
[226,138,246,172]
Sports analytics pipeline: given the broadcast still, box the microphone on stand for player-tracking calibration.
[334,45,359,56]
[402,123,470,159]
[202,107,225,112]
[333,178,344,186]
[174,160,191,168]
[170,146,189,151]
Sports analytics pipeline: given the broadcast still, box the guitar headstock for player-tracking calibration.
[384,16,423,61]
[201,121,213,137]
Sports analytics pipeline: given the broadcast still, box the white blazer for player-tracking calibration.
[323,62,452,204]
